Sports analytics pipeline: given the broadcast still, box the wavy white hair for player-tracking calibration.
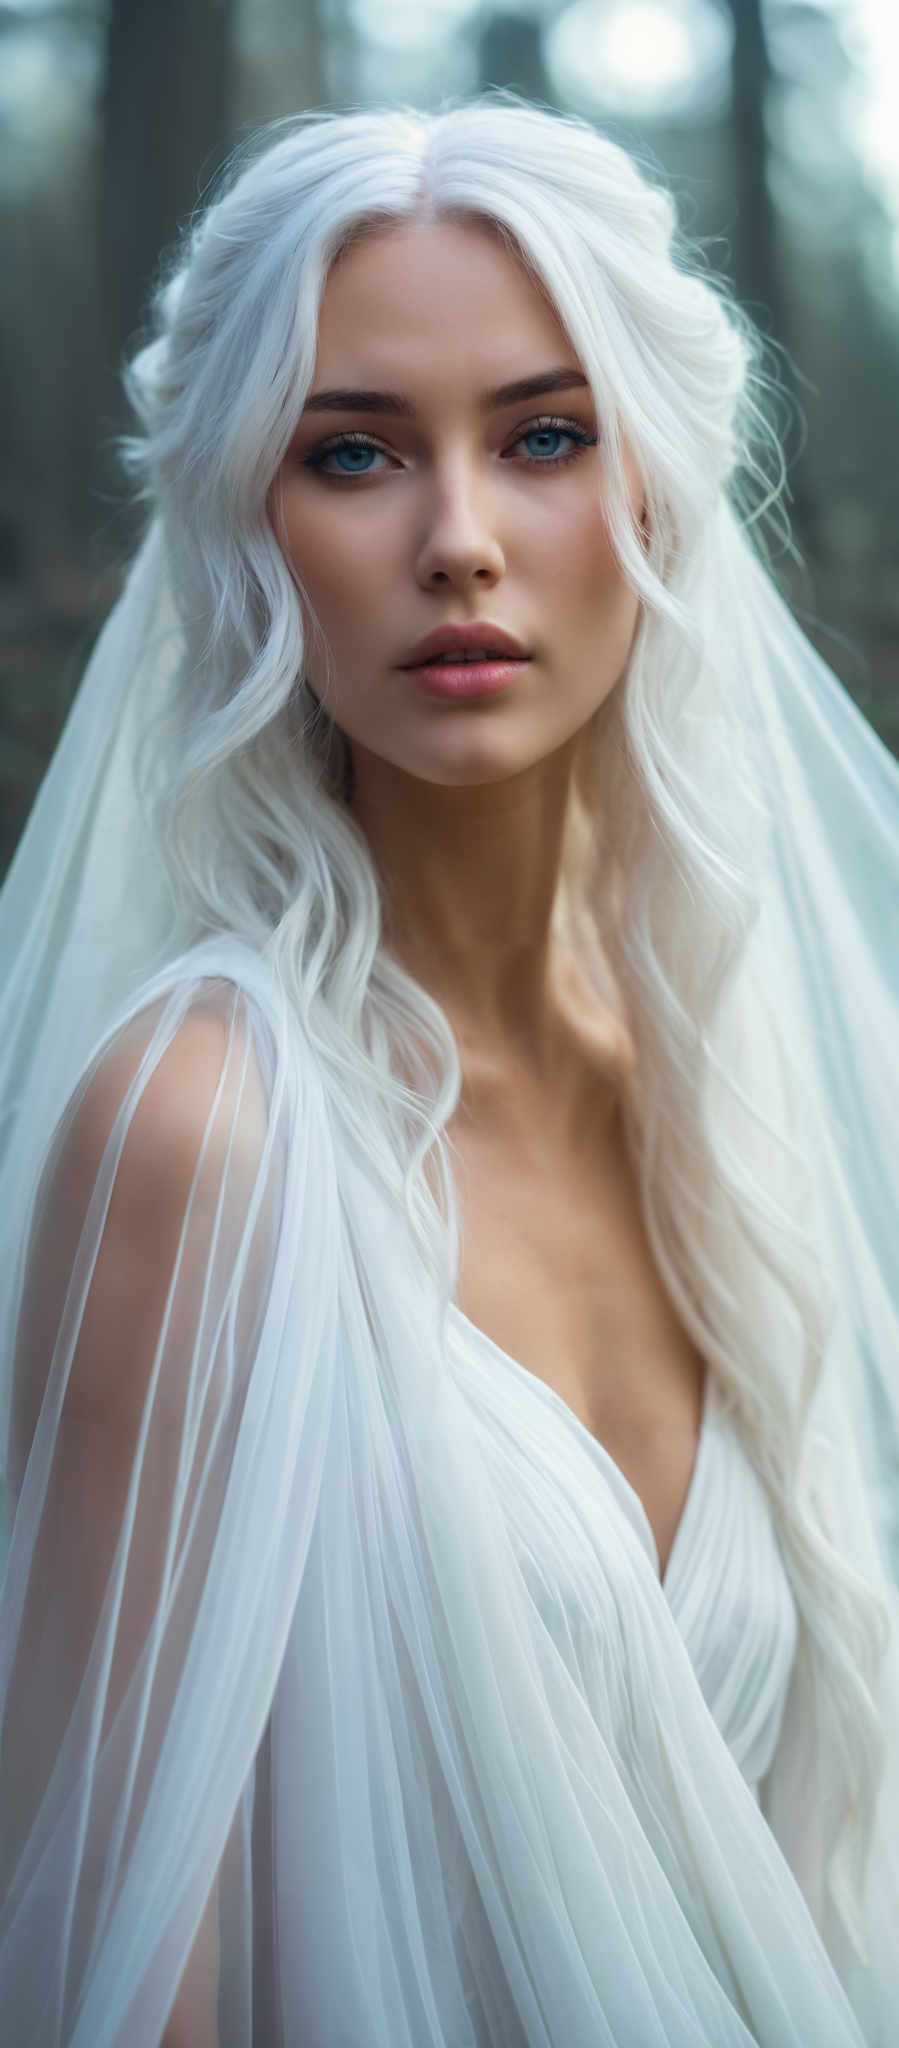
[119,90,886,1945]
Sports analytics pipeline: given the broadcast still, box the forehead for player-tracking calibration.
[313,217,577,391]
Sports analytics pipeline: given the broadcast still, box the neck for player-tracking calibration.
[350,737,579,1063]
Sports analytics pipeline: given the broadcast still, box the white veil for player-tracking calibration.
[0,502,897,2047]
[0,175,898,2048]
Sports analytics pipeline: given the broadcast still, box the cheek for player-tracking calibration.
[279,496,339,601]
[555,502,642,697]
[275,495,393,709]
[555,497,635,619]
[279,493,394,643]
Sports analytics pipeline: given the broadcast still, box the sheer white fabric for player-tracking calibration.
[1,936,894,2046]
[446,1308,800,1799]
[1,497,898,2044]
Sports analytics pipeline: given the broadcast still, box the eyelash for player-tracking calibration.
[303,414,598,479]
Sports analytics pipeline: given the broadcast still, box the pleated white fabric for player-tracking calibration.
[445,1308,800,1800]
[1,935,894,2047]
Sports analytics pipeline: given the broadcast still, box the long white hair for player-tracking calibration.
[118,91,885,1942]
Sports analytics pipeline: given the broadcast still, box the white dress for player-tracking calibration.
[0,943,894,2047]
[445,1307,799,1801]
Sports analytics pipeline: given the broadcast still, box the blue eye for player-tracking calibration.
[517,424,584,463]
[308,436,387,476]
[512,415,598,464]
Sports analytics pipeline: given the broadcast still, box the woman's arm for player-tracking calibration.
[160,1880,221,2047]
[3,994,273,2044]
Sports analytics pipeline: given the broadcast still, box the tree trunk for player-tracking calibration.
[100,0,235,382]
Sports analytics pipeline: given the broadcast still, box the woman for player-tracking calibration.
[0,93,897,2047]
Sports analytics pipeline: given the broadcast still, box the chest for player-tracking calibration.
[448,1092,706,1580]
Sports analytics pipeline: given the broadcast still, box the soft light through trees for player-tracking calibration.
[545,0,734,120]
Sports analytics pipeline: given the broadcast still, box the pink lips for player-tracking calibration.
[404,658,529,700]
[399,621,530,667]
[399,621,532,700]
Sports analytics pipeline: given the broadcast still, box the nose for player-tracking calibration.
[414,454,506,591]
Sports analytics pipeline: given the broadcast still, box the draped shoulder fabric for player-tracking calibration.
[1,936,896,2047]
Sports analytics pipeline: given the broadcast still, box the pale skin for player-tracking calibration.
[272,215,707,1584]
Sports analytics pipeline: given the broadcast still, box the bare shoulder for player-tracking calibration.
[11,986,273,1457]
[59,983,271,1216]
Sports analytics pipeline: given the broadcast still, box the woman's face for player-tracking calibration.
[273,217,644,790]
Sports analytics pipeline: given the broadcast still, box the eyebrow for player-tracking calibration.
[301,367,591,417]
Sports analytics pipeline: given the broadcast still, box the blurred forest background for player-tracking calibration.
[2,0,898,885]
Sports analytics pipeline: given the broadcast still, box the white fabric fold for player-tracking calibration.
[446,1309,799,1795]
[1,937,888,2045]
